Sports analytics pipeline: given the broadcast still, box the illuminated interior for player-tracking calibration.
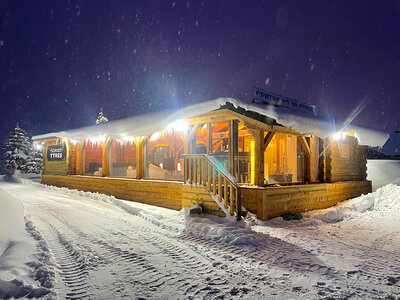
[238,123,253,184]
[264,133,302,184]
[110,141,136,177]
[84,141,103,176]
[145,132,184,180]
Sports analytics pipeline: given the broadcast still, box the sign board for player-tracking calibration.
[252,88,316,115]
[47,144,66,161]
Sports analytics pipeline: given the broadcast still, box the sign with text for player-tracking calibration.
[47,145,66,161]
[252,88,316,115]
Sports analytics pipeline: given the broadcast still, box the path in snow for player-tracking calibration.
[0,178,399,299]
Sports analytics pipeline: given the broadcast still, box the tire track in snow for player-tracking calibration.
[67,218,251,299]
[27,216,92,300]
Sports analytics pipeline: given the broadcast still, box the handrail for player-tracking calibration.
[182,154,241,220]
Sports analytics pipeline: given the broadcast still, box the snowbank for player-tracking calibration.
[0,187,52,299]
[305,184,400,223]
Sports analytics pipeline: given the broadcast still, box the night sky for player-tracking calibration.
[1,0,399,145]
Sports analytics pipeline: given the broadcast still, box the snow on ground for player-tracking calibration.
[0,167,400,299]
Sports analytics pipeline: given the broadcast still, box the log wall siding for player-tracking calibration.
[241,180,372,220]
[182,185,225,217]
[42,175,183,210]
[42,140,69,176]
[68,143,77,175]
[42,175,371,221]
[325,136,367,182]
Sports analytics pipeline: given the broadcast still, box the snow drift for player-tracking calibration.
[306,184,400,223]
[0,186,52,299]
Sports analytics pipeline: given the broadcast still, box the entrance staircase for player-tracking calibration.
[182,154,242,220]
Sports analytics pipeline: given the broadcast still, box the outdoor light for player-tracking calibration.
[166,120,189,133]
[333,131,347,141]
[333,130,358,141]
[122,136,136,144]
[33,143,43,151]
[89,134,106,144]
[149,132,161,141]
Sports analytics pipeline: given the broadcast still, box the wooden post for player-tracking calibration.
[218,173,222,202]
[207,163,211,191]
[212,168,217,195]
[228,120,239,179]
[236,188,241,221]
[207,123,212,155]
[230,185,234,215]
[224,178,228,208]
[300,136,311,183]
[135,137,145,179]
[184,123,200,155]
[253,129,265,186]
[101,138,111,177]
[318,137,325,182]
[76,140,85,175]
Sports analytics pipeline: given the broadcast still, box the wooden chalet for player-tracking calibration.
[33,99,375,221]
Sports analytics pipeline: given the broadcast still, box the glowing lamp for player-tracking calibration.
[33,143,44,151]
[89,134,106,144]
[167,120,189,133]
[149,132,161,141]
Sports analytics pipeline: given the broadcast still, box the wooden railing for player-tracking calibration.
[182,154,241,220]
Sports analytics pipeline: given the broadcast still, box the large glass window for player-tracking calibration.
[264,133,301,184]
[238,123,253,184]
[145,133,184,180]
[110,141,136,177]
[84,141,103,176]
[209,122,229,168]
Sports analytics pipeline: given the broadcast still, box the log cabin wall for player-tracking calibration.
[42,139,70,176]
[42,175,183,210]
[241,180,372,221]
[68,142,77,175]
[325,136,367,182]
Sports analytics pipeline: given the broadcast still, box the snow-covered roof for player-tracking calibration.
[32,98,389,147]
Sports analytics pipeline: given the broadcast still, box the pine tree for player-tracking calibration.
[96,109,109,124]
[25,145,43,174]
[1,124,31,176]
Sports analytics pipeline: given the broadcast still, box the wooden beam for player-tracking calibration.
[101,138,111,177]
[186,108,301,136]
[299,136,311,183]
[300,136,311,155]
[183,123,200,154]
[228,120,238,178]
[134,137,145,179]
[187,122,200,142]
[263,132,275,152]
[207,123,212,155]
[75,140,85,175]
[253,129,265,186]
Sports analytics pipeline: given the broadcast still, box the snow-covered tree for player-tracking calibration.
[96,110,109,124]
[1,124,31,176]
[25,146,43,174]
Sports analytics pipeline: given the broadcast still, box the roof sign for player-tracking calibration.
[253,88,316,115]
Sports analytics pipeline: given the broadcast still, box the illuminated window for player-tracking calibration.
[84,141,103,176]
[110,141,136,177]
[145,133,184,180]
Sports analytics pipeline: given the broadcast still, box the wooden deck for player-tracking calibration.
[42,175,372,221]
